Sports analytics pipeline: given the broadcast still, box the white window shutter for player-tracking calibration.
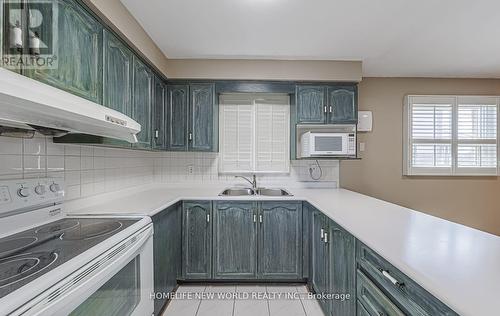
[219,94,290,173]
[255,97,290,172]
[404,95,499,176]
[456,97,497,173]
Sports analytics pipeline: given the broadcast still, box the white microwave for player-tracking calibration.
[300,131,356,157]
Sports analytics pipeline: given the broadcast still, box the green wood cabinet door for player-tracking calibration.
[213,201,257,279]
[27,0,102,103]
[132,56,152,149]
[329,221,356,316]
[103,29,133,115]
[188,83,216,151]
[258,201,302,279]
[327,86,357,124]
[182,201,212,280]
[296,85,326,124]
[152,76,166,150]
[311,209,330,313]
[152,203,182,316]
[167,85,189,151]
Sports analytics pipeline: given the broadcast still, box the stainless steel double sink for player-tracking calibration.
[219,188,292,196]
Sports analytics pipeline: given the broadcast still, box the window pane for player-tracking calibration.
[457,144,497,168]
[412,104,452,139]
[458,104,497,139]
[412,143,452,167]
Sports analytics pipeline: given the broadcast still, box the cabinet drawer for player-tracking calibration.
[357,300,371,316]
[357,243,458,316]
[357,270,405,316]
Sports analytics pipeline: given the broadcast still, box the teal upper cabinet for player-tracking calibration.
[152,76,166,150]
[189,83,216,151]
[297,84,358,124]
[103,29,133,115]
[132,56,153,149]
[296,85,326,123]
[167,85,189,151]
[258,202,302,279]
[213,201,257,279]
[182,201,212,280]
[327,86,357,124]
[27,0,103,103]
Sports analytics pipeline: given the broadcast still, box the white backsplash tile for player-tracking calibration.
[0,155,23,175]
[23,137,46,155]
[0,135,339,201]
[0,137,22,155]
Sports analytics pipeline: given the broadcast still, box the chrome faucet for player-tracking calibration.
[235,174,257,189]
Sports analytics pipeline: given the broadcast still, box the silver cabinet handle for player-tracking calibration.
[206,214,210,223]
[253,214,257,223]
[329,106,333,113]
[320,228,324,240]
[323,106,327,113]
[259,215,263,223]
[381,269,403,287]
[188,132,193,141]
[155,130,159,138]
[324,232,328,243]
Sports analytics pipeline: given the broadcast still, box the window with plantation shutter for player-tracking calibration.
[404,95,499,176]
[219,93,290,173]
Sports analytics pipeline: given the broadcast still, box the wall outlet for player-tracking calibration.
[187,165,194,175]
[308,164,322,180]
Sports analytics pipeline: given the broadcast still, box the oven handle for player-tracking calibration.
[13,225,154,316]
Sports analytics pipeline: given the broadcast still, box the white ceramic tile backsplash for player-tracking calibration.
[0,135,339,201]
[0,135,156,200]
[153,151,339,188]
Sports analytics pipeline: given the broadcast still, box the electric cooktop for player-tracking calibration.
[0,218,137,299]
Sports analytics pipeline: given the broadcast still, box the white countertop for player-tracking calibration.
[66,184,500,315]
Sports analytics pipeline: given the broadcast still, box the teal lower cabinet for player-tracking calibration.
[356,242,458,316]
[213,201,257,279]
[309,206,356,316]
[258,201,303,279]
[154,199,458,316]
[152,202,182,316]
[357,270,405,316]
[182,201,212,280]
[184,201,303,281]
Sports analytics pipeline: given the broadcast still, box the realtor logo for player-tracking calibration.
[1,0,58,69]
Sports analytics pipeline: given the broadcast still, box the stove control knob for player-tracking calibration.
[35,185,46,195]
[18,187,30,198]
[49,183,60,193]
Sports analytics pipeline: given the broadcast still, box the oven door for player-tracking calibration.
[14,225,154,316]
[310,133,348,156]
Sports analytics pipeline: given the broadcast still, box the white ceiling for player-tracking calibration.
[121,0,500,78]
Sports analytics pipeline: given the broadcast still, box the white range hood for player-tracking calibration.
[0,68,141,143]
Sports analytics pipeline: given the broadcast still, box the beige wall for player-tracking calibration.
[165,59,362,81]
[82,0,170,77]
[340,78,500,236]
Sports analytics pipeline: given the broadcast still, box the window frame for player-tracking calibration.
[403,95,499,176]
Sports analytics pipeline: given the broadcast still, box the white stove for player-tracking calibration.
[0,178,154,316]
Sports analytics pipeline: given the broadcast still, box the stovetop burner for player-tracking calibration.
[0,251,58,288]
[0,218,137,299]
[61,221,123,240]
[0,237,38,258]
[35,220,80,235]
